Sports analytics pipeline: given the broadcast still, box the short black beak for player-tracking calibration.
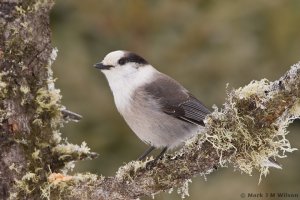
[94,62,105,69]
[94,62,113,70]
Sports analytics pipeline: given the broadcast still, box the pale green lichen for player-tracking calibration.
[71,173,98,183]
[20,85,30,94]
[61,161,75,174]
[9,163,21,174]
[12,172,39,197]
[8,192,18,200]
[22,172,38,182]
[33,50,62,129]
[15,6,26,16]
[14,138,28,145]
[52,141,92,161]
[52,142,91,155]
[40,182,51,200]
[0,72,8,98]
[32,118,43,126]
[205,100,290,178]
[32,149,41,160]
[36,87,61,112]
[289,100,300,117]
[35,86,62,128]
[51,130,62,144]
[204,64,299,181]
[0,72,8,122]
[115,159,150,181]
[236,79,271,100]
[46,48,58,91]
[20,84,31,105]
[177,179,192,199]
[35,48,60,115]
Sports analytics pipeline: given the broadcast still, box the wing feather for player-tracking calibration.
[143,73,210,126]
[177,95,211,125]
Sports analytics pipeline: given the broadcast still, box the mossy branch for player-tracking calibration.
[0,0,299,200]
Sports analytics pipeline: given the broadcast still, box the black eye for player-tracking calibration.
[118,58,126,65]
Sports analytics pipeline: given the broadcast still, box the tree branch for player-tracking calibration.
[0,0,299,200]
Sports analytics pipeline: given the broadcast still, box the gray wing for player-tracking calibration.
[144,73,211,126]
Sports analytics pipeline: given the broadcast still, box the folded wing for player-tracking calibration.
[143,73,211,126]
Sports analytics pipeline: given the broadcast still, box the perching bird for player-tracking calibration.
[94,50,211,162]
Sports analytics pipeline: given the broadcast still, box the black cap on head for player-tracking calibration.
[118,52,148,66]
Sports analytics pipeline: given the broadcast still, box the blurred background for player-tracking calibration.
[50,0,300,199]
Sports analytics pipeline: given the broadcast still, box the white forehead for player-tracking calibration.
[102,50,126,65]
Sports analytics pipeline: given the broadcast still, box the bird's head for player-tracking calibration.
[95,50,157,94]
[94,50,151,80]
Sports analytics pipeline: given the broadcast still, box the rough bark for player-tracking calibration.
[1,0,55,199]
[0,0,94,199]
[0,0,299,200]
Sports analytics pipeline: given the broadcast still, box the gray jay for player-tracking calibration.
[94,50,211,162]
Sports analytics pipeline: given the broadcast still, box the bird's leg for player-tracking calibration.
[146,147,168,169]
[138,146,155,161]
[154,147,168,162]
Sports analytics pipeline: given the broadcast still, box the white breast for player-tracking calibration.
[104,65,157,114]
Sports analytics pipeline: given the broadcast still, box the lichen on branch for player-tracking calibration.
[205,64,300,180]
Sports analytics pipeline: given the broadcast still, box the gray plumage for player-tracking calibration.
[95,50,210,156]
[122,72,210,148]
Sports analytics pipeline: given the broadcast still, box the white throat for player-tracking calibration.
[103,65,157,113]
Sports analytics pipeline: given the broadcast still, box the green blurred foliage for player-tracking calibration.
[50,1,300,199]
